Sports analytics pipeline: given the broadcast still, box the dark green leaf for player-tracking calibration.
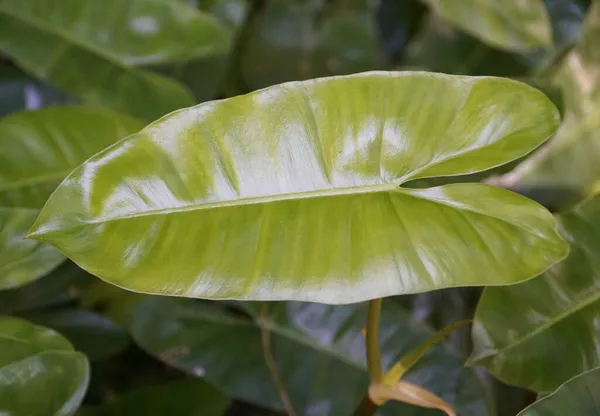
[0,0,230,120]
[520,0,590,70]
[0,106,141,289]
[241,0,381,90]
[83,379,229,416]
[0,261,94,314]
[402,15,529,76]
[131,298,492,415]
[156,0,248,102]
[0,64,74,117]
[517,367,600,415]
[470,194,600,392]
[24,309,130,361]
[28,73,566,303]
[0,316,89,416]
[80,280,150,328]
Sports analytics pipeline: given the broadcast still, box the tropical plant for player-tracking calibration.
[1,0,600,415]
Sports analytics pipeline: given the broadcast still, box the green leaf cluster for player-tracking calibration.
[1,0,600,415]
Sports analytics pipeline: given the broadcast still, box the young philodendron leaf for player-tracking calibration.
[0,106,142,290]
[369,381,456,416]
[470,193,600,392]
[0,316,90,416]
[517,367,600,415]
[28,72,568,304]
[366,320,469,415]
[0,0,230,120]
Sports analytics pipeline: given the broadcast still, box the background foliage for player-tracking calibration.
[1,0,600,415]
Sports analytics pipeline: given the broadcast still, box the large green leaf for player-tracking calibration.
[83,379,229,416]
[27,72,567,304]
[517,367,600,416]
[419,0,552,51]
[491,1,600,207]
[0,316,89,415]
[470,194,600,392]
[131,298,492,416]
[0,106,141,290]
[0,0,229,120]
[24,308,130,361]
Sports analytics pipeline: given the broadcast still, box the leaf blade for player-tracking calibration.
[27,73,566,303]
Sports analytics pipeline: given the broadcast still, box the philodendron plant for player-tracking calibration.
[28,71,568,415]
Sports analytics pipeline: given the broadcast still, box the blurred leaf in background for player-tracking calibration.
[0,0,229,120]
[132,298,492,416]
[419,0,552,51]
[517,367,600,415]
[82,378,230,416]
[471,194,600,392]
[0,107,141,290]
[0,316,89,415]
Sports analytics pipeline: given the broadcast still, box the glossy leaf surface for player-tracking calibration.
[28,72,567,304]
[0,106,141,290]
[24,309,130,361]
[131,298,492,416]
[83,379,229,416]
[0,0,229,120]
[0,316,89,415]
[420,0,552,51]
[517,367,600,416]
[471,194,600,392]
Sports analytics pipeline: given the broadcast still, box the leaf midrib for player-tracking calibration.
[70,183,548,245]
[80,183,399,224]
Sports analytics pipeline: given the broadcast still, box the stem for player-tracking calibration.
[259,303,297,416]
[352,394,378,416]
[366,298,383,383]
